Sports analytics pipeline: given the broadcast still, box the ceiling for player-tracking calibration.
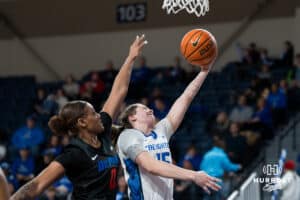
[0,0,296,39]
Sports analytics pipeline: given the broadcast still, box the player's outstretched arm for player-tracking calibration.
[102,34,147,120]
[10,162,64,200]
[166,66,212,132]
[135,151,221,194]
[0,168,10,200]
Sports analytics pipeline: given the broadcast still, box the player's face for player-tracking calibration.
[132,104,155,126]
[83,103,104,134]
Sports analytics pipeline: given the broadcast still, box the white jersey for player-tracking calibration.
[117,118,174,200]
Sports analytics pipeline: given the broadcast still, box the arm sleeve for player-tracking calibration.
[100,112,112,137]
[117,130,145,162]
[222,154,240,172]
[155,118,174,141]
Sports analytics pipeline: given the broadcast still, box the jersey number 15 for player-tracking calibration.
[156,152,170,163]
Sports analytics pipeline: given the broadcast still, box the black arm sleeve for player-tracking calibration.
[100,112,112,137]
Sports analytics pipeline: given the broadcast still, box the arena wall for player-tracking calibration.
[0,0,295,37]
[0,0,298,81]
[295,6,300,53]
[0,16,296,81]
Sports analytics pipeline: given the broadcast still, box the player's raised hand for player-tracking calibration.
[193,171,222,194]
[128,34,148,60]
[201,57,216,72]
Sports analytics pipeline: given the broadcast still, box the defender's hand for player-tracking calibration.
[128,34,148,60]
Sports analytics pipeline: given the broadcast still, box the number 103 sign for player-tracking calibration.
[117,3,147,23]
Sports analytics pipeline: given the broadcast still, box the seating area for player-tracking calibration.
[0,62,294,154]
[0,76,36,134]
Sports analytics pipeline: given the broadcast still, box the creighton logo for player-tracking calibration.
[263,164,282,176]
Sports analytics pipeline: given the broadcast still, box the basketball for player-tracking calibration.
[180,29,217,69]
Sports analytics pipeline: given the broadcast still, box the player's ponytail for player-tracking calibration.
[48,115,69,136]
[48,100,87,137]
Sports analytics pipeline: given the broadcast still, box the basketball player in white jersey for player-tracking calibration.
[117,65,221,200]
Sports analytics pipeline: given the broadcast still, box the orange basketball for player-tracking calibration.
[180,29,217,69]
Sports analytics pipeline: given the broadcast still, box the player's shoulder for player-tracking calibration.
[118,129,143,141]
[155,117,170,126]
[61,145,86,157]
[117,129,145,153]
[154,118,171,130]
[117,129,144,145]
[55,145,88,167]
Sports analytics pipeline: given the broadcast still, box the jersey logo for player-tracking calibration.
[91,155,98,161]
[98,155,120,172]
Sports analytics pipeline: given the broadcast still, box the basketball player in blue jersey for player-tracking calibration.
[117,66,221,200]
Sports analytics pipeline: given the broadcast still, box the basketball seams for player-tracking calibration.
[182,30,202,56]
[186,37,210,59]
[191,57,214,67]
[189,45,217,62]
